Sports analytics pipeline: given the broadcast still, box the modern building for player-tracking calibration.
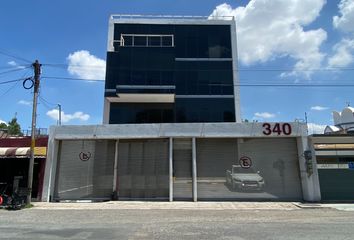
[41,16,319,202]
[103,15,241,124]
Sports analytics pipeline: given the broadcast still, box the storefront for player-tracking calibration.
[42,122,320,202]
[312,135,354,201]
[0,146,47,200]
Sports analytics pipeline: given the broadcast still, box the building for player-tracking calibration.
[103,15,241,124]
[311,106,354,201]
[312,134,354,201]
[0,135,48,201]
[324,107,354,134]
[41,16,319,202]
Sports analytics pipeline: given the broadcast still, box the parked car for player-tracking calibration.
[226,165,265,191]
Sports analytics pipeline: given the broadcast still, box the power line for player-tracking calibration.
[42,76,105,82]
[41,76,354,87]
[0,77,30,85]
[0,66,29,70]
[0,69,32,97]
[38,94,57,107]
[43,63,105,70]
[0,49,32,64]
[43,62,354,72]
[0,66,31,76]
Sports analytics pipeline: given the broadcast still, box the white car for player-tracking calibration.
[226,165,265,191]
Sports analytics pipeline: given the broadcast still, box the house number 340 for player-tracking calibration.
[262,123,292,136]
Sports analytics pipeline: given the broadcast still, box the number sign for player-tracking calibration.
[262,123,292,136]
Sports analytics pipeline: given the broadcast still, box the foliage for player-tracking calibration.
[7,118,22,136]
[0,122,7,130]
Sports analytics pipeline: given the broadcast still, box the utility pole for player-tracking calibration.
[58,103,62,125]
[27,60,41,204]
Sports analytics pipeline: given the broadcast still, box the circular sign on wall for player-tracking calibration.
[79,151,91,161]
[239,156,252,169]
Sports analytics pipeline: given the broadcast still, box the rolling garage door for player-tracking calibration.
[54,140,115,201]
[117,139,169,200]
[196,138,302,200]
[173,138,193,200]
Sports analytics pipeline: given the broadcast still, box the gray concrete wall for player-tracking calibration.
[41,122,319,202]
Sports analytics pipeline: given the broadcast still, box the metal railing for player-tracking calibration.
[111,14,234,21]
[21,128,48,137]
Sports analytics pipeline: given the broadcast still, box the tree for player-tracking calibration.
[0,122,7,130]
[7,117,22,136]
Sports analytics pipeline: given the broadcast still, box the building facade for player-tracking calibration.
[41,122,320,202]
[41,16,320,202]
[103,16,241,124]
[0,136,48,201]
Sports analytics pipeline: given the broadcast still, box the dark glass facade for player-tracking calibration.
[105,23,235,124]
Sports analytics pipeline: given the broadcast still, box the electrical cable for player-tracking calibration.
[42,76,105,82]
[0,49,32,64]
[0,77,30,85]
[42,63,354,72]
[22,78,34,89]
[0,66,29,70]
[38,97,55,111]
[38,94,57,107]
[0,69,32,97]
[41,75,354,87]
[0,66,31,76]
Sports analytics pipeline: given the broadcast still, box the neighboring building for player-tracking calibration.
[324,107,354,134]
[103,15,241,124]
[42,16,319,203]
[0,136,48,200]
[311,106,354,201]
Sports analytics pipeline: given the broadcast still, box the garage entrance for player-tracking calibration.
[117,139,169,200]
[196,138,303,200]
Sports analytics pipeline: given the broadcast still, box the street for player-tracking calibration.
[1,203,354,239]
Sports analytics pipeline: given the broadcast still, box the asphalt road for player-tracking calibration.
[1,208,354,240]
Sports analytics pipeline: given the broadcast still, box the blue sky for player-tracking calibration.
[0,0,353,134]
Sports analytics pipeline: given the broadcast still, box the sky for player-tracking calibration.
[0,0,354,134]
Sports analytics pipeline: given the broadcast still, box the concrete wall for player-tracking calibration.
[42,122,320,202]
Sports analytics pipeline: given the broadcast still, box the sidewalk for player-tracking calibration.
[33,201,302,210]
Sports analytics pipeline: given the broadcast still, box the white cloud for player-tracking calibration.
[46,109,90,123]
[7,60,26,69]
[328,38,354,67]
[311,105,329,111]
[67,50,106,80]
[254,112,276,119]
[307,123,326,134]
[8,61,17,66]
[0,119,6,125]
[209,0,327,78]
[333,0,354,33]
[18,100,32,106]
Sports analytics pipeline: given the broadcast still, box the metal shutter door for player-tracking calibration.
[196,138,302,200]
[196,138,238,200]
[117,139,169,200]
[238,138,302,200]
[54,140,115,200]
[173,138,193,200]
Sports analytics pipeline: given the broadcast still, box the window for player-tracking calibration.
[119,34,174,47]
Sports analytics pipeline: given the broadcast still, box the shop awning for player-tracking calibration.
[0,147,47,158]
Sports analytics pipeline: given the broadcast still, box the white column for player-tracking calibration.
[230,20,242,123]
[192,137,197,202]
[113,139,119,199]
[169,138,173,202]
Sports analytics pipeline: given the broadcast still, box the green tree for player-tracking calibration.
[0,122,7,130]
[7,117,22,135]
